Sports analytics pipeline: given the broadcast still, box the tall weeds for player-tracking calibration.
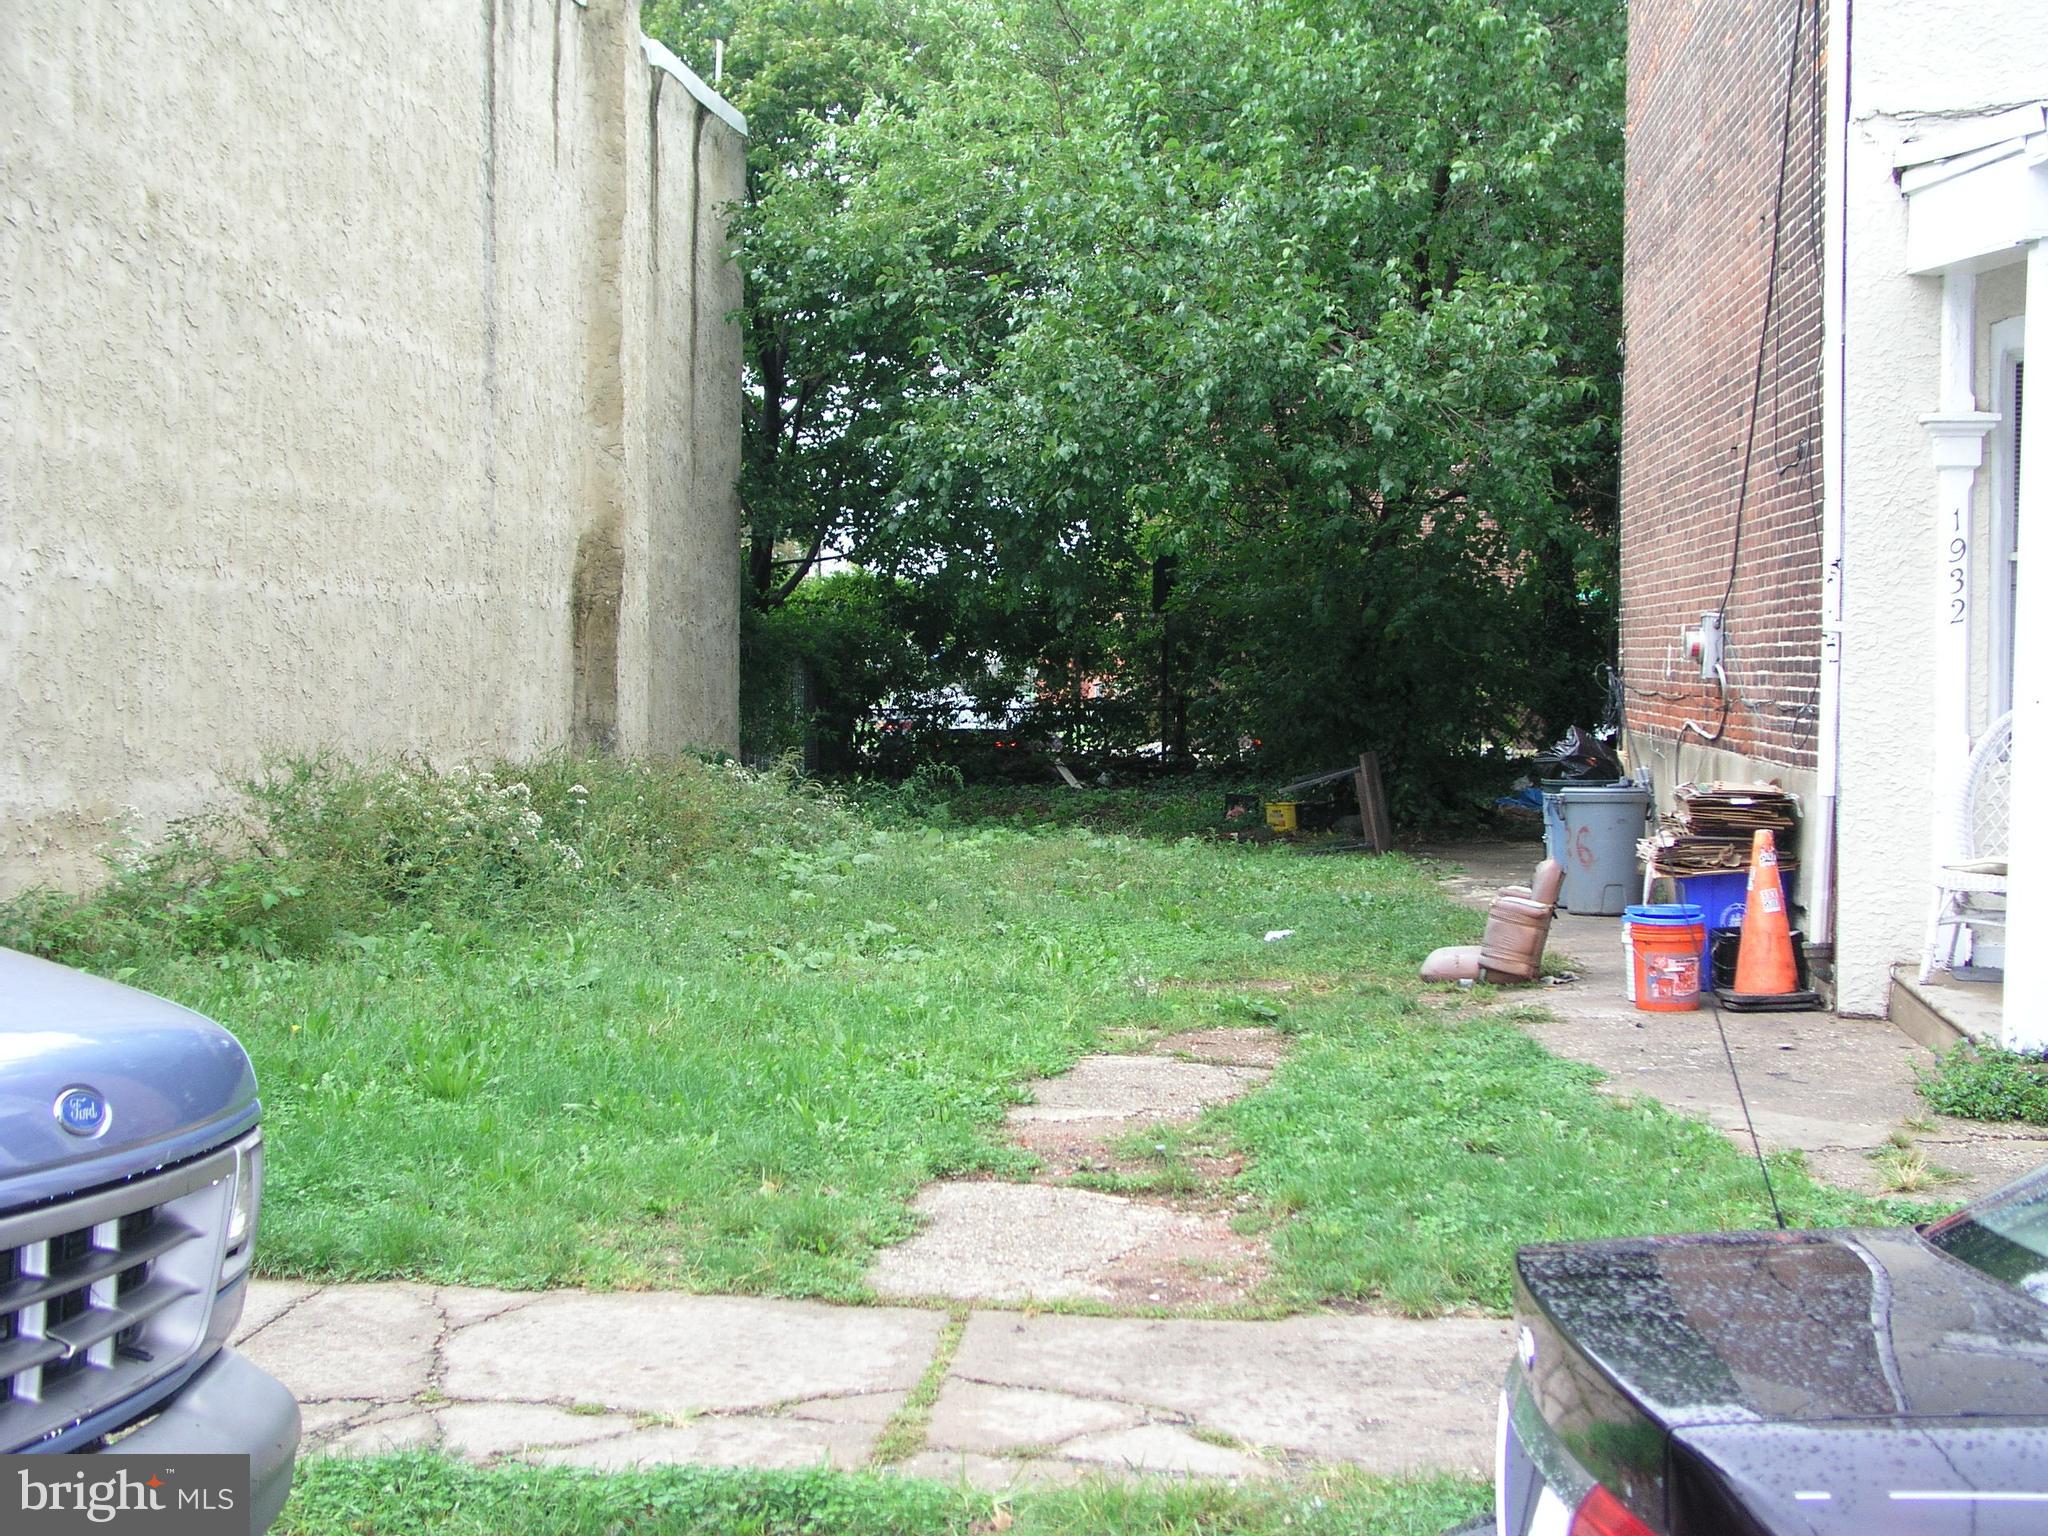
[2,754,852,966]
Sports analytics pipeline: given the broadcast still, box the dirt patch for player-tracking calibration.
[1092,1217,1271,1309]
[865,1029,1288,1309]
[1010,1119,1247,1187]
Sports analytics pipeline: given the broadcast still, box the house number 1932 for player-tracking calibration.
[1948,507,1968,625]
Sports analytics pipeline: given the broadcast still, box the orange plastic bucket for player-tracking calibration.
[1626,903,1705,1012]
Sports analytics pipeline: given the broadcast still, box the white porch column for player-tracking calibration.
[1919,274,1997,867]
[2007,241,2048,1051]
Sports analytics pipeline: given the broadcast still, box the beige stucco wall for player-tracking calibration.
[619,40,746,758]
[0,0,743,891]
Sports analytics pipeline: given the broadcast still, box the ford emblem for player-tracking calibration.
[54,1086,110,1138]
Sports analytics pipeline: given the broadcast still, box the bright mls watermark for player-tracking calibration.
[3,1455,248,1534]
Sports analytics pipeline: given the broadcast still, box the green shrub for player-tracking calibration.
[0,754,853,968]
[1920,1044,2048,1126]
[740,571,962,770]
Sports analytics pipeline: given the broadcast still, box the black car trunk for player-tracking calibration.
[1515,1227,2048,1534]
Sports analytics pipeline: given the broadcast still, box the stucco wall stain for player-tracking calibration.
[551,0,564,166]
[572,529,624,751]
[1,0,746,892]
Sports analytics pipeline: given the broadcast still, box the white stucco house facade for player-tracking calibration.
[1834,16,2045,1045]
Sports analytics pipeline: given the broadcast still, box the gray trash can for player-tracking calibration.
[1554,784,1651,915]
[1541,787,1569,867]
[1541,778,1627,867]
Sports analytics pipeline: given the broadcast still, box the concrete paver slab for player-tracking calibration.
[435,1286,544,1329]
[237,1281,316,1338]
[1916,1127,2048,1189]
[950,1311,1509,1475]
[234,1282,440,1403]
[785,1391,909,1426]
[1010,1055,1267,1124]
[867,1182,1195,1302]
[926,1380,1142,1455]
[438,1402,639,1460]
[322,1412,439,1457]
[1063,1423,1269,1478]
[441,1293,944,1414]
[522,1414,876,1471]
[295,1400,382,1442]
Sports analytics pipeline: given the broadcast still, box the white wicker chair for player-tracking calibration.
[1919,710,2013,981]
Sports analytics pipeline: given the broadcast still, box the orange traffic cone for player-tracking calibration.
[1732,830,1798,995]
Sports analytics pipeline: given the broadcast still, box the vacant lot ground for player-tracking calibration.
[8,760,1912,1314]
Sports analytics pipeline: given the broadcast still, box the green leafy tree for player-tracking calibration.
[662,0,1624,803]
[642,0,981,607]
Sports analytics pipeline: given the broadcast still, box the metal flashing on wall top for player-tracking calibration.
[641,36,747,137]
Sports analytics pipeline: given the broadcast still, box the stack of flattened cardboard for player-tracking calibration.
[1638,783,1801,876]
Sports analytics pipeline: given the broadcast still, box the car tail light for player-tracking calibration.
[1570,1486,1656,1536]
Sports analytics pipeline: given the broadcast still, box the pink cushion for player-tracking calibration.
[1420,945,1482,982]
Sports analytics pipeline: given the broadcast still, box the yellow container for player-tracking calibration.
[1264,801,1299,833]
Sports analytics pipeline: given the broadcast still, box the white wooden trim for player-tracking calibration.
[2003,239,2048,1051]
[1989,316,2026,720]
[1896,105,2048,174]
[1901,120,2048,277]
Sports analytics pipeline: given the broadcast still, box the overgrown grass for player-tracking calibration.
[2,755,1916,1309]
[1920,1043,2048,1126]
[1223,986,1922,1313]
[275,1455,1488,1536]
[2,754,851,967]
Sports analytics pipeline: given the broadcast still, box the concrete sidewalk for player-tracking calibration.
[1413,839,2048,1201]
[233,1282,1509,1487]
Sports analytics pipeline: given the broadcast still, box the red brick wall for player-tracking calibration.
[1620,0,1826,771]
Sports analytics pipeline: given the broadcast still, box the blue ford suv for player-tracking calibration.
[2,947,300,1531]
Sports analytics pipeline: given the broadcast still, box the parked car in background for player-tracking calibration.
[2,948,299,1533]
[1491,1164,2048,1534]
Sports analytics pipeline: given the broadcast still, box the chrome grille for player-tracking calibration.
[0,1142,239,1449]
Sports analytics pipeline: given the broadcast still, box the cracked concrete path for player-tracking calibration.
[868,1029,1280,1308]
[235,1283,942,1469]
[235,1282,1508,1486]
[1413,839,2048,1203]
[923,1311,1509,1481]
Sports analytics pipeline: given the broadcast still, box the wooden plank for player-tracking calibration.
[1273,764,1357,800]
[1355,751,1391,853]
